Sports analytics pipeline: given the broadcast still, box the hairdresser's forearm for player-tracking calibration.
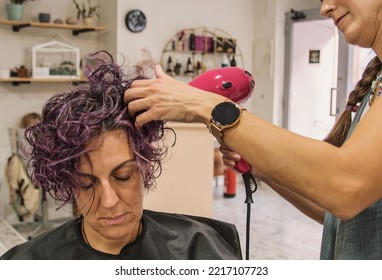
[262,178,325,224]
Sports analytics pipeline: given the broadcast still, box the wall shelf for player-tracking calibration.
[0,77,86,86]
[0,20,106,36]
[161,27,243,80]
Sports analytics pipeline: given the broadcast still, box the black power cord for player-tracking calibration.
[242,172,258,260]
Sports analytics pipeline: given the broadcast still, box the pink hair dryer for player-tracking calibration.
[189,67,255,174]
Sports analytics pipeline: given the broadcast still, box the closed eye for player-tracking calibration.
[111,161,137,183]
[78,159,136,189]
[79,176,98,190]
[112,175,132,182]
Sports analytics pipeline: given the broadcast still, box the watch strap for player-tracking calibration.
[209,121,224,143]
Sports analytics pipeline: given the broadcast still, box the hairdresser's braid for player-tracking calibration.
[324,56,382,147]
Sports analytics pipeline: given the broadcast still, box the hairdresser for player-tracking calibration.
[125,0,382,259]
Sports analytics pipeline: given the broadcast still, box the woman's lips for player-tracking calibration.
[335,13,348,27]
[100,213,126,225]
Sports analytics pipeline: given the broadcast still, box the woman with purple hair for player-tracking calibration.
[0,51,241,260]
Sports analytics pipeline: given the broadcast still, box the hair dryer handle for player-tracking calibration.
[234,158,251,174]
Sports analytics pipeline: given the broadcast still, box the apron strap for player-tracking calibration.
[345,92,371,141]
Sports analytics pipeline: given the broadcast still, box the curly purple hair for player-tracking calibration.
[25,51,172,206]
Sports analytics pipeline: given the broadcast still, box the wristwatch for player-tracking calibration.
[208,101,246,144]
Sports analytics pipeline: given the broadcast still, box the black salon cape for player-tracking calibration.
[1,209,242,260]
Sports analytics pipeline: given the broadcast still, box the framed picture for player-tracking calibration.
[309,50,320,64]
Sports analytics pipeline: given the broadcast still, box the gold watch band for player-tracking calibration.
[209,121,224,143]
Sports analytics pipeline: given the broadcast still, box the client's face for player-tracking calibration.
[76,129,143,253]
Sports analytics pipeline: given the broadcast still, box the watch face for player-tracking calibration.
[125,9,146,33]
[211,102,241,126]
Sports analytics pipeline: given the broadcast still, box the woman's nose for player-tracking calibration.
[99,180,119,208]
[320,0,335,18]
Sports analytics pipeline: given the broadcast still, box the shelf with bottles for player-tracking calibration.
[160,27,244,81]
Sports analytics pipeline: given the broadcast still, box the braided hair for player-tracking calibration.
[324,56,382,147]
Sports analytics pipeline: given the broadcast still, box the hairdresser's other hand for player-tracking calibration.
[124,65,225,127]
[220,145,262,179]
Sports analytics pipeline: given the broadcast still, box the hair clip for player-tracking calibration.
[345,104,358,113]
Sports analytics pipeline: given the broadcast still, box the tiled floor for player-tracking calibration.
[211,176,323,260]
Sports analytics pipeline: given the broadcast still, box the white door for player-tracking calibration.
[288,19,339,140]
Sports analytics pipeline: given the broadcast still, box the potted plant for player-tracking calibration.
[18,65,28,77]
[6,0,35,21]
[72,0,100,26]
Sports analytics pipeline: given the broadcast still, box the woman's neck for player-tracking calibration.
[372,30,382,62]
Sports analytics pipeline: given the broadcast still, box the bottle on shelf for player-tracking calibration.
[177,31,185,51]
[216,37,224,53]
[174,60,182,75]
[195,61,202,76]
[184,57,194,75]
[166,56,174,76]
[230,55,237,67]
[189,33,195,51]
[221,55,229,67]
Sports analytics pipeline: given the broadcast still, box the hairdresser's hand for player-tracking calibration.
[220,145,263,179]
[124,65,225,127]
